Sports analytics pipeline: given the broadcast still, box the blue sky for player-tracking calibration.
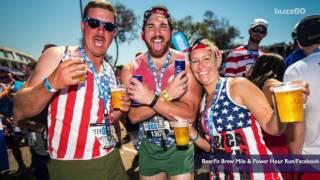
[0,0,319,65]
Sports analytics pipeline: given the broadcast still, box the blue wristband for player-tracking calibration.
[44,78,58,93]
[191,132,200,142]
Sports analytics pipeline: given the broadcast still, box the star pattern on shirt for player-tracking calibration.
[206,80,253,133]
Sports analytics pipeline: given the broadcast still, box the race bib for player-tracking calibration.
[143,117,171,139]
[90,122,116,149]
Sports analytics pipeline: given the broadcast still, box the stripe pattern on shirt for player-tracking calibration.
[48,61,117,160]
[224,46,263,77]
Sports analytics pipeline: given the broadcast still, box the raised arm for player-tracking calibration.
[13,46,85,120]
[232,78,286,135]
[152,62,202,122]
[125,61,202,124]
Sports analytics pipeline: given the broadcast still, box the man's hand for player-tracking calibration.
[165,70,188,100]
[48,60,86,89]
[127,77,155,105]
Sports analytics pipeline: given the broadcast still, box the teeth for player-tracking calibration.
[153,39,163,43]
[199,71,208,75]
[94,39,103,47]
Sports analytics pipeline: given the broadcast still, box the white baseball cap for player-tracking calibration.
[250,18,268,30]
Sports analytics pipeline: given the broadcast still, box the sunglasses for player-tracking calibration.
[191,37,204,48]
[251,28,266,34]
[143,6,170,26]
[83,17,116,32]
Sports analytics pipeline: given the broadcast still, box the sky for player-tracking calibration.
[0,0,319,65]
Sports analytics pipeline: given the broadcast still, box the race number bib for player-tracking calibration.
[90,122,116,149]
[143,116,171,139]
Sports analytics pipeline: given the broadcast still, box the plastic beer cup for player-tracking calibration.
[273,84,304,123]
[111,85,126,110]
[62,50,86,83]
[171,120,189,148]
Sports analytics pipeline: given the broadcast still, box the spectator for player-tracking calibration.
[284,15,320,179]
[224,18,268,77]
[284,22,306,70]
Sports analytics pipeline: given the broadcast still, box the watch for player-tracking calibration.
[44,78,58,93]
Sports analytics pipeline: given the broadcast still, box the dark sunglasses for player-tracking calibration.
[251,28,266,34]
[83,17,116,32]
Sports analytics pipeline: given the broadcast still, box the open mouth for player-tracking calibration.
[151,37,164,51]
[199,70,209,76]
[94,36,105,47]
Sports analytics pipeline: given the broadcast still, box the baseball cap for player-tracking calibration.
[142,5,171,29]
[291,22,300,41]
[296,15,320,47]
[250,18,268,30]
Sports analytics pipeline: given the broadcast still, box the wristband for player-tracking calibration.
[149,94,159,108]
[44,78,58,93]
[191,132,200,142]
[161,90,173,102]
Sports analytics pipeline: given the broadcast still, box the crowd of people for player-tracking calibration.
[0,1,319,180]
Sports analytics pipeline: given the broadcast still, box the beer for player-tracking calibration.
[111,87,126,110]
[63,51,86,83]
[131,75,143,107]
[172,120,189,148]
[273,84,304,123]
[174,59,185,76]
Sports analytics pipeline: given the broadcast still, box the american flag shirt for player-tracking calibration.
[200,78,282,180]
[48,52,117,160]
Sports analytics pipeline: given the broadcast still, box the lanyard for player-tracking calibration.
[204,78,224,152]
[147,51,172,95]
[245,45,259,56]
[80,47,111,115]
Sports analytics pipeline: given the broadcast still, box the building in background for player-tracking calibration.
[0,47,36,72]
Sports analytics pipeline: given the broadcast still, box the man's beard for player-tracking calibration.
[249,37,262,44]
[146,36,171,58]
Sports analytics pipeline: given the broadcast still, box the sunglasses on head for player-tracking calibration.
[251,27,266,34]
[143,6,170,23]
[83,17,116,32]
[191,37,204,48]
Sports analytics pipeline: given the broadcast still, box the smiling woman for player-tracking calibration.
[189,38,285,179]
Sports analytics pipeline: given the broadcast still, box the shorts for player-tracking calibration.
[139,138,194,176]
[47,149,128,180]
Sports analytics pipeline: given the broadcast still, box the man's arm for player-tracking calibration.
[124,61,202,123]
[283,66,306,154]
[152,63,202,122]
[13,46,85,120]
[120,63,157,123]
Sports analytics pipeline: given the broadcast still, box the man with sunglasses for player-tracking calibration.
[121,5,202,180]
[224,18,268,77]
[13,1,129,180]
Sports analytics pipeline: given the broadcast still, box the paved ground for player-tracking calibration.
[2,123,209,180]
